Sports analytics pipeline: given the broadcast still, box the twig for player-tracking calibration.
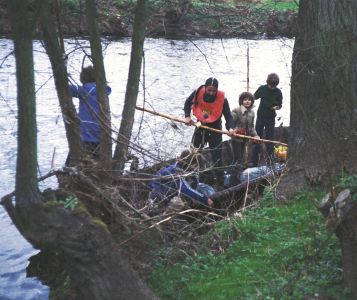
[1,169,64,204]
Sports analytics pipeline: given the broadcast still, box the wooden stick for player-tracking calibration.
[246,44,250,92]
[135,106,288,146]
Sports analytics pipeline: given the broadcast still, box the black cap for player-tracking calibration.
[205,77,218,88]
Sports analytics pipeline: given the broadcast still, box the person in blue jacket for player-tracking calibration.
[65,65,111,165]
[150,150,214,207]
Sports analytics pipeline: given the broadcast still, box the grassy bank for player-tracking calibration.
[191,0,299,10]
[148,185,350,299]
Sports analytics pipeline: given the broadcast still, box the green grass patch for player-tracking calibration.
[149,188,349,299]
[261,0,299,11]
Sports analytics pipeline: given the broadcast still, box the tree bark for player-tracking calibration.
[335,205,357,298]
[7,0,41,206]
[85,0,112,171]
[279,0,357,296]
[39,1,84,165]
[113,0,148,172]
[280,0,357,196]
[2,195,158,300]
[317,188,357,298]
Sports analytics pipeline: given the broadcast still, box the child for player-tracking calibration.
[231,91,260,166]
[251,73,282,166]
[65,65,111,165]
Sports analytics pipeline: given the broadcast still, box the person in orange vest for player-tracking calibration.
[184,77,234,185]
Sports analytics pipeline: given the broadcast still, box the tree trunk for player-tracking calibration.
[2,195,158,300]
[280,0,357,196]
[335,206,357,298]
[39,1,84,165]
[279,0,357,296]
[85,0,112,171]
[113,0,148,172]
[7,0,41,206]
[317,188,357,298]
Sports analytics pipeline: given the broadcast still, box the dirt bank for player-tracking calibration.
[0,1,297,39]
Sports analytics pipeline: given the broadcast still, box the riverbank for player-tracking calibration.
[0,0,297,39]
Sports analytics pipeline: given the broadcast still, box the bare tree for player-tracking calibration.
[113,0,148,172]
[2,1,159,298]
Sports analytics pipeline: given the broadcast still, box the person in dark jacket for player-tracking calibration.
[65,65,111,166]
[250,73,282,166]
[150,150,214,207]
[184,77,234,184]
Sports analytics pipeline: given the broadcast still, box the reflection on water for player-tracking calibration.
[0,36,293,299]
[0,209,49,300]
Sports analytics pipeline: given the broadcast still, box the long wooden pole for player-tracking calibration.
[135,106,287,146]
[246,44,250,92]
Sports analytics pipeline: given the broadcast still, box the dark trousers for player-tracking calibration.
[192,126,223,183]
[65,142,100,166]
[231,139,246,165]
[251,116,275,165]
[192,127,222,167]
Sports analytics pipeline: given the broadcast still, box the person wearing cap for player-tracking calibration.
[183,77,234,185]
[250,73,282,166]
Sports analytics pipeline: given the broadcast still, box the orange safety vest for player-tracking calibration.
[192,87,225,123]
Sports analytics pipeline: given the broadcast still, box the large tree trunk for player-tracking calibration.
[280,0,357,296]
[8,0,41,206]
[113,0,148,172]
[2,193,158,300]
[39,1,84,165]
[280,0,357,196]
[85,0,112,172]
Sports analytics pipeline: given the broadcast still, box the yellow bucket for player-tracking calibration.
[274,145,288,162]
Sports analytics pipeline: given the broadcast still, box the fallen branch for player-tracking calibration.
[1,169,65,204]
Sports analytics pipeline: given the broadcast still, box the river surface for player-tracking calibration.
[0,36,293,299]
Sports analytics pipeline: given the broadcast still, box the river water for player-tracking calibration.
[0,37,293,299]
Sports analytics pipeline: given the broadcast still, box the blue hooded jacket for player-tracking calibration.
[70,82,111,143]
[150,163,210,206]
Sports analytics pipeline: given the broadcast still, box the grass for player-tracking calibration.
[148,186,350,299]
[57,0,299,12]
[261,0,299,11]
